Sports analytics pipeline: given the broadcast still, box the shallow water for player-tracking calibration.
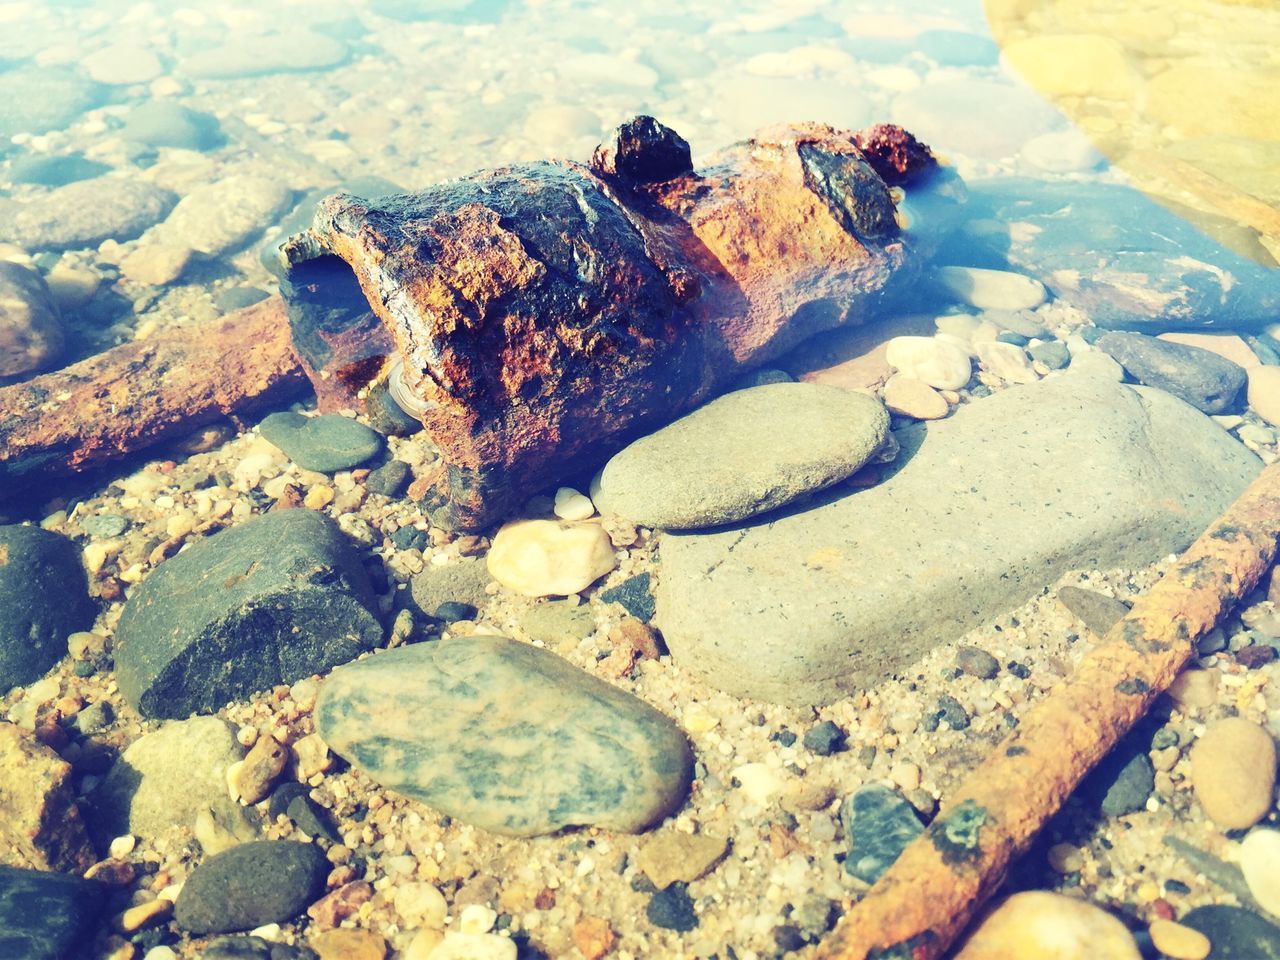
[2,1,1280,959]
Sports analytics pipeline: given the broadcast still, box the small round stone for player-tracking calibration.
[486,519,617,597]
[883,375,949,419]
[953,891,1141,959]
[1148,919,1211,960]
[1241,829,1280,917]
[1190,717,1277,830]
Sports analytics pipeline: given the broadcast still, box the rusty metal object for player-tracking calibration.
[0,297,307,492]
[815,462,1280,960]
[282,116,950,530]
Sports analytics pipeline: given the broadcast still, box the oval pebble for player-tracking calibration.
[885,336,972,390]
[426,933,517,960]
[1241,829,1280,917]
[953,890,1141,959]
[1149,919,1211,960]
[173,840,328,935]
[975,340,1038,385]
[1190,717,1277,830]
[937,265,1047,312]
[883,375,948,419]
[487,519,617,597]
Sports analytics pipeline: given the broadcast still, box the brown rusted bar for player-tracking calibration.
[0,297,306,492]
[281,116,953,530]
[816,461,1280,960]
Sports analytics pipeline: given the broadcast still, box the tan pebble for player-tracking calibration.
[114,897,173,934]
[394,881,448,928]
[120,244,191,287]
[45,262,100,310]
[974,340,1038,384]
[426,932,517,960]
[1046,843,1083,874]
[573,917,616,960]
[1248,366,1280,428]
[486,519,617,597]
[607,620,663,659]
[882,375,949,419]
[953,890,1141,959]
[1166,668,1218,710]
[291,732,333,780]
[636,831,730,889]
[459,903,498,935]
[108,834,136,860]
[307,880,373,930]
[780,779,836,813]
[233,733,288,804]
[1190,716,1277,830]
[311,928,386,960]
[304,485,335,510]
[403,928,444,960]
[890,761,921,792]
[1148,919,1211,960]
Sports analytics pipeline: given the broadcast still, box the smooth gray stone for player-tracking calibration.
[0,865,108,960]
[2,178,176,251]
[657,368,1261,705]
[0,260,65,378]
[114,509,382,719]
[173,841,327,935]
[316,637,694,836]
[258,411,383,473]
[1057,585,1130,638]
[0,525,95,694]
[121,101,223,151]
[1096,330,1246,414]
[595,382,890,530]
[0,67,102,139]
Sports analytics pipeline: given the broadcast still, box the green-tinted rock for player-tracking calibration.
[410,559,491,615]
[316,637,694,836]
[258,412,382,472]
[114,510,382,719]
[121,101,224,151]
[0,865,108,960]
[173,840,328,935]
[521,599,596,645]
[9,153,111,187]
[842,784,923,884]
[600,573,656,622]
[0,525,95,694]
[0,67,102,139]
[1182,905,1280,959]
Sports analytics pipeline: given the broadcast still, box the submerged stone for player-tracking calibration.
[1096,330,1247,413]
[258,411,383,472]
[315,638,694,836]
[113,510,382,719]
[173,840,328,935]
[842,785,923,883]
[0,865,108,960]
[657,367,1260,704]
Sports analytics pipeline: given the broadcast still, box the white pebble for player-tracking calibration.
[1241,828,1280,916]
[108,834,137,859]
[143,948,178,960]
[394,882,448,928]
[552,486,596,521]
[486,519,617,597]
[974,340,1038,385]
[732,762,785,804]
[459,903,498,935]
[885,336,972,390]
[937,265,1046,312]
[427,932,517,960]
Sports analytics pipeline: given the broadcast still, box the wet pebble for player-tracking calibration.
[1190,717,1277,830]
[1241,829,1280,916]
[181,30,348,79]
[883,374,949,419]
[258,412,383,472]
[955,646,999,680]
[213,286,270,312]
[312,928,386,960]
[842,784,922,884]
[636,831,729,889]
[885,335,972,390]
[153,175,293,256]
[120,243,191,286]
[1096,331,1247,414]
[936,266,1047,312]
[487,519,617,597]
[1181,905,1280,960]
[3,178,176,251]
[0,260,65,377]
[83,42,164,85]
[1028,340,1070,370]
[173,840,329,935]
[1057,585,1129,637]
[953,891,1141,959]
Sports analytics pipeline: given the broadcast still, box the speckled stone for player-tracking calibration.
[113,510,382,719]
[1058,586,1129,638]
[842,784,922,884]
[1097,331,1247,414]
[315,638,694,836]
[259,412,383,473]
[0,865,108,960]
[174,840,328,935]
[1182,905,1280,960]
[1190,717,1277,830]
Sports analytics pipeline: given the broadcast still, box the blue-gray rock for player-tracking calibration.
[842,785,923,884]
[120,101,223,151]
[410,559,490,616]
[600,573,656,622]
[173,840,328,935]
[1182,905,1280,960]
[1089,744,1155,818]
[1095,330,1247,413]
[213,286,269,312]
[364,459,410,498]
[315,637,694,836]
[803,720,845,755]
[0,68,102,139]
[0,865,108,960]
[2,177,177,251]
[80,514,128,538]
[9,153,111,187]
[647,882,698,932]
[1057,586,1129,638]
[595,382,891,529]
[258,412,383,473]
[0,525,95,694]
[657,367,1261,704]
[1027,340,1070,370]
[948,179,1280,330]
[114,510,382,719]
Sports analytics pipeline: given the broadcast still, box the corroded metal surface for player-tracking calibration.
[283,117,943,530]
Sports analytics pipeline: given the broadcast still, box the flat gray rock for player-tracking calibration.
[114,509,383,719]
[0,865,107,960]
[657,368,1261,705]
[1096,330,1246,414]
[316,637,694,836]
[595,382,890,529]
[2,178,176,251]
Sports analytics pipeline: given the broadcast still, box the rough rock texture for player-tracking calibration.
[0,525,95,693]
[281,117,960,529]
[948,178,1280,329]
[114,509,383,719]
[595,382,890,529]
[1096,330,1247,413]
[316,638,695,836]
[0,865,108,960]
[657,368,1261,704]
[173,840,329,935]
[86,716,247,848]
[0,297,307,495]
[0,262,64,378]
[0,723,95,872]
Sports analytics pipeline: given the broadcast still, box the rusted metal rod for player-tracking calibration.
[816,461,1280,960]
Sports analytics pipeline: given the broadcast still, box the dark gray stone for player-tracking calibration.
[1028,340,1069,370]
[657,369,1261,704]
[2,177,177,251]
[213,287,269,312]
[1057,586,1130,638]
[935,695,970,731]
[0,865,108,960]
[647,882,698,932]
[0,68,102,140]
[0,525,95,694]
[173,840,328,935]
[315,638,694,836]
[1096,331,1247,413]
[365,460,410,498]
[114,510,382,719]
[9,154,111,187]
[1182,905,1280,960]
[204,936,273,960]
[600,573,656,623]
[434,601,476,623]
[1082,739,1156,818]
[81,514,128,538]
[947,178,1280,330]
[842,784,923,884]
[802,720,845,755]
[258,412,383,473]
[121,101,224,151]
[410,559,490,616]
